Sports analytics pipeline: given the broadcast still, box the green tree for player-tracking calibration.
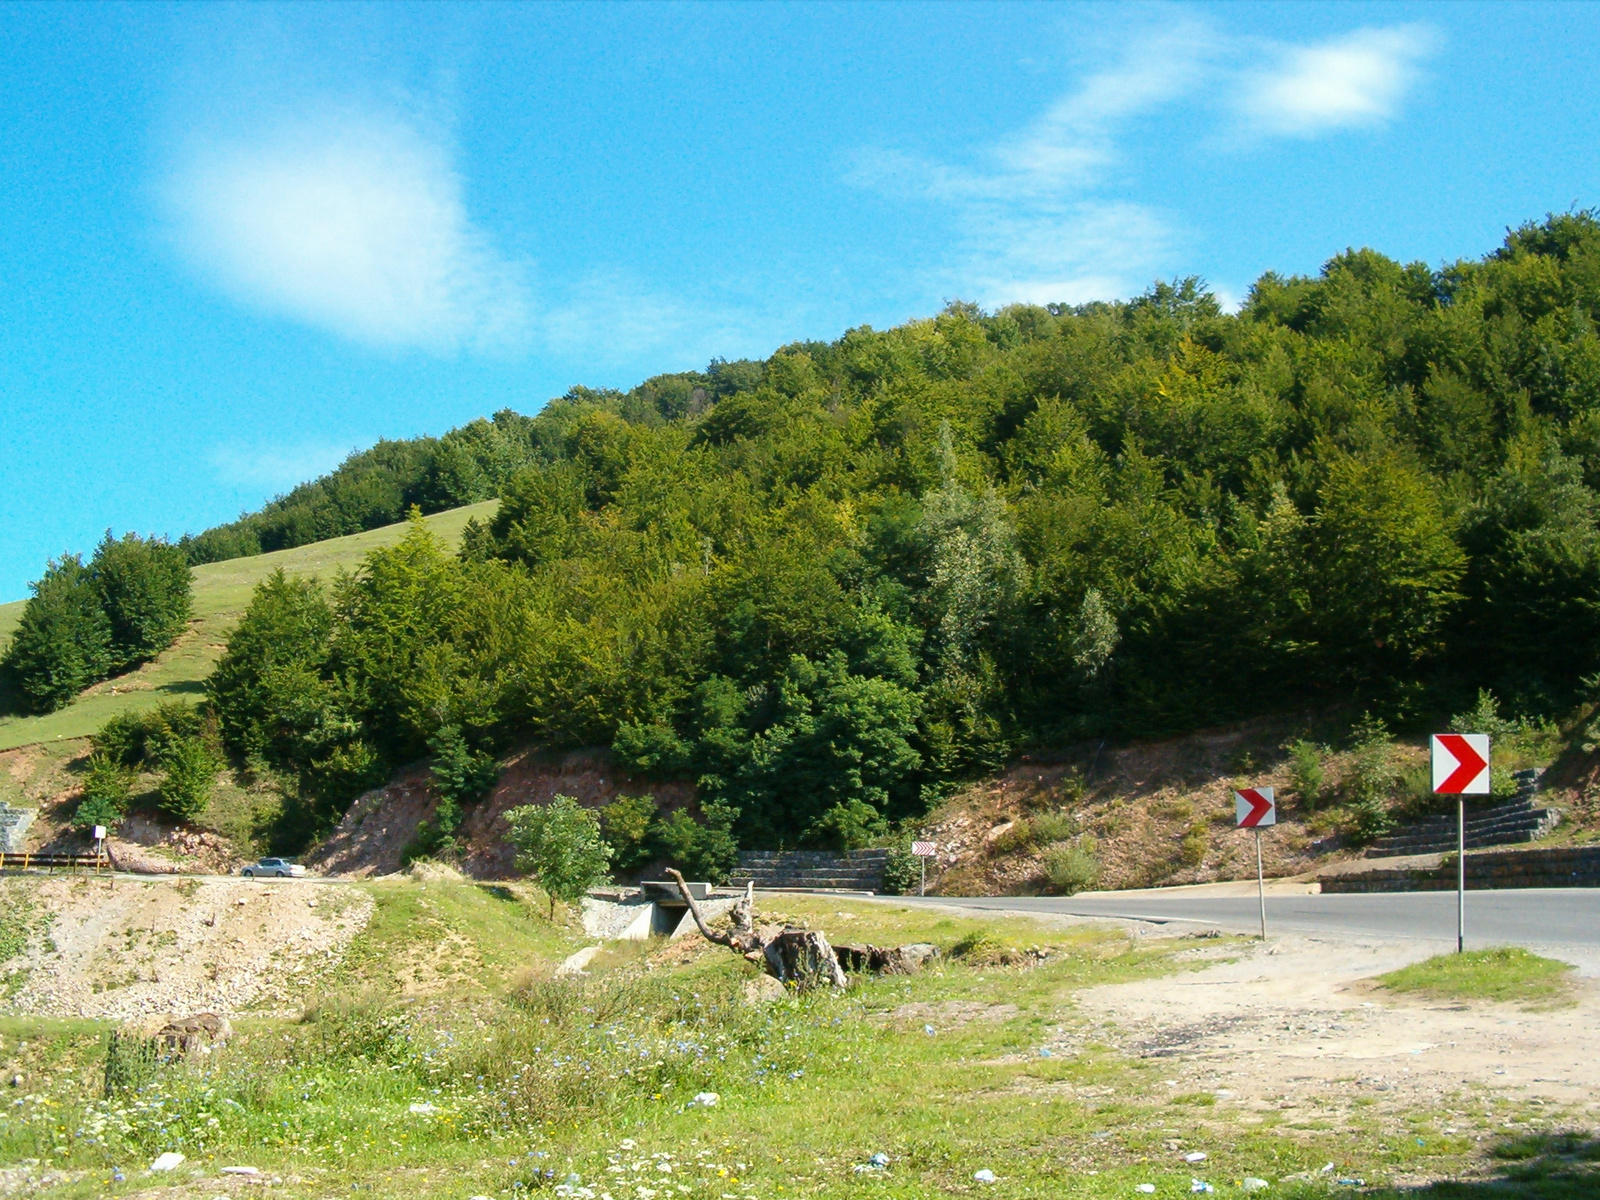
[654,801,739,883]
[599,794,661,877]
[158,736,220,823]
[504,796,612,919]
[72,754,132,831]
[2,555,112,713]
[91,532,192,670]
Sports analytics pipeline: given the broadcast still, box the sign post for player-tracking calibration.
[1431,733,1490,953]
[1234,787,1276,940]
[911,840,937,897]
[91,825,106,874]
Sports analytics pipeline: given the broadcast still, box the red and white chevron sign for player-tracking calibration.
[1234,787,1276,828]
[911,840,937,857]
[1432,733,1490,795]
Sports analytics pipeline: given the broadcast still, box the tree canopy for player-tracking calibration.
[192,212,1600,850]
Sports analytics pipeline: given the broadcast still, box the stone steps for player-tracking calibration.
[1323,844,1600,892]
[1365,792,1560,858]
[732,849,887,892]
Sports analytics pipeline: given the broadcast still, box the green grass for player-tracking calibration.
[3,884,1575,1198]
[1376,947,1579,1008]
[0,501,495,752]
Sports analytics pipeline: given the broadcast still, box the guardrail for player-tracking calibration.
[0,851,109,873]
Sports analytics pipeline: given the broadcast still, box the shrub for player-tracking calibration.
[655,801,739,883]
[988,818,1036,855]
[504,795,612,918]
[1030,810,1077,843]
[1341,713,1398,844]
[599,794,660,877]
[881,844,921,895]
[72,754,132,830]
[428,724,499,807]
[1179,821,1209,866]
[1043,840,1101,894]
[93,701,207,768]
[157,736,220,823]
[1287,739,1327,809]
[805,798,887,851]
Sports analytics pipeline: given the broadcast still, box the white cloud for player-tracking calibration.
[850,19,1436,309]
[162,112,530,353]
[209,440,351,491]
[1239,26,1435,136]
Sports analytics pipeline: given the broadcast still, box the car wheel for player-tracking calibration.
[242,869,253,878]
[277,870,287,878]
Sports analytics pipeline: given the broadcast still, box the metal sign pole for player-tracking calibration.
[1255,829,1266,941]
[920,855,926,897]
[1457,798,1465,954]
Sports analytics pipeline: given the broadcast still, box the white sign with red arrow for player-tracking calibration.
[1431,733,1490,795]
[1234,786,1276,828]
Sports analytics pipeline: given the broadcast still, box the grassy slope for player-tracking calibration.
[0,501,495,752]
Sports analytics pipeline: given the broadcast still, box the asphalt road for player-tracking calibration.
[893,888,1600,950]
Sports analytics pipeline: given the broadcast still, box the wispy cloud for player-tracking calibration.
[1238,26,1435,136]
[209,440,351,492]
[851,18,1436,309]
[162,110,531,354]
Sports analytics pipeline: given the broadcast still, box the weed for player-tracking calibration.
[1287,739,1328,810]
[1043,840,1101,894]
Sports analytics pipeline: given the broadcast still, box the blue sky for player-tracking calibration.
[2,1,1598,601]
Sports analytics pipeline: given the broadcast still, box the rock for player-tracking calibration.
[833,942,941,975]
[155,1013,232,1056]
[1241,1179,1269,1192]
[742,974,786,1004]
[555,946,602,977]
[689,1091,719,1107]
[149,1152,185,1172]
[974,1169,997,1184]
[220,1166,261,1176]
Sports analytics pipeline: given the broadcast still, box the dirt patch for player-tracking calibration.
[1064,934,1600,1116]
[306,746,695,879]
[922,727,1412,895]
[0,876,373,1021]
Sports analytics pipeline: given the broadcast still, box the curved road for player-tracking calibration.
[892,888,1600,951]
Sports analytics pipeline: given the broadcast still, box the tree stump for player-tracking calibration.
[666,869,847,991]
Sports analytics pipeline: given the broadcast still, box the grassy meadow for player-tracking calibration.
[2,886,1590,1199]
[0,501,495,752]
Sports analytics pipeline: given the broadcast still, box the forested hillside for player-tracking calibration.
[195,213,1600,851]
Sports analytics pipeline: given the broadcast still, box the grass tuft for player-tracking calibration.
[1376,947,1577,1008]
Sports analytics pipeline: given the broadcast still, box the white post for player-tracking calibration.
[1255,829,1266,941]
[1457,798,1466,954]
[920,855,926,897]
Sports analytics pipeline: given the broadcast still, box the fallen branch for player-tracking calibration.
[666,869,846,989]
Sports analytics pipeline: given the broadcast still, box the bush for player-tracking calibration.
[157,736,220,823]
[428,724,499,807]
[2,555,111,713]
[1287,739,1327,810]
[504,795,612,918]
[93,701,207,768]
[72,754,132,831]
[1030,810,1077,844]
[599,794,660,877]
[805,798,887,851]
[1179,822,1209,866]
[881,844,922,895]
[655,801,739,883]
[1043,840,1101,894]
[1341,713,1398,844]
